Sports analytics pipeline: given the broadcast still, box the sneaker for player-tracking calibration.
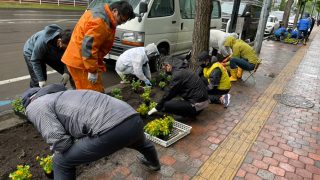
[223,94,231,108]
[137,155,161,171]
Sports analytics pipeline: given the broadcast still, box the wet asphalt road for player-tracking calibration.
[0,9,121,112]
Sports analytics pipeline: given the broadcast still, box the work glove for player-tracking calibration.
[39,81,46,88]
[148,107,158,115]
[88,72,98,84]
[144,79,152,87]
[61,73,70,85]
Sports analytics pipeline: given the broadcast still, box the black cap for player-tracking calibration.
[198,51,210,62]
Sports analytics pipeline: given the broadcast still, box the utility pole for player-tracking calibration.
[228,0,241,33]
[254,0,272,54]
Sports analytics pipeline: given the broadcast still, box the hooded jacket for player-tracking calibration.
[209,29,238,57]
[116,44,159,81]
[156,57,208,110]
[224,36,259,65]
[297,18,311,31]
[23,24,64,81]
[25,89,137,153]
[62,4,116,73]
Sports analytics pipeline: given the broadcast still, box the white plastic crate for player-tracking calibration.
[144,121,192,147]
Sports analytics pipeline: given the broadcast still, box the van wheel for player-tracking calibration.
[150,47,168,72]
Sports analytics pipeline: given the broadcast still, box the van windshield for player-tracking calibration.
[221,2,245,16]
[88,0,147,15]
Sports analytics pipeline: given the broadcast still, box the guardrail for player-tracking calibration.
[15,0,92,7]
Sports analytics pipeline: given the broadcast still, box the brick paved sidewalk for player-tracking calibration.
[78,30,318,180]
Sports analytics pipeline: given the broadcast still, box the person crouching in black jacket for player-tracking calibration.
[148,56,209,117]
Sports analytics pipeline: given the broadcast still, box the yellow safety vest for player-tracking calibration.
[203,62,231,90]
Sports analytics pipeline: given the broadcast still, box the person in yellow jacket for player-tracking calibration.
[223,36,259,82]
[198,51,231,108]
[62,1,135,92]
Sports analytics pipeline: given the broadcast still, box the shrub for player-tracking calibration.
[9,165,32,180]
[136,103,149,116]
[111,88,123,100]
[158,81,166,89]
[11,97,25,114]
[36,155,53,174]
[144,115,175,137]
[131,80,142,92]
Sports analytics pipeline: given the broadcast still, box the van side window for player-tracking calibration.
[211,1,221,19]
[148,0,174,18]
[180,0,196,19]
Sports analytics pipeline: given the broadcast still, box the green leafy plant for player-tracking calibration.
[131,80,142,92]
[158,81,167,89]
[144,115,175,138]
[111,88,123,100]
[149,101,157,110]
[150,78,157,86]
[9,165,32,180]
[36,155,53,174]
[140,92,151,103]
[159,72,167,81]
[11,97,25,114]
[166,75,172,82]
[136,103,149,116]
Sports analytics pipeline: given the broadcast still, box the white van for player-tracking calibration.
[89,0,222,70]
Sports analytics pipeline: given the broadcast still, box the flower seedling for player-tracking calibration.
[131,80,142,92]
[9,165,32,180]
[11,97,25,114]
[158,81,166,89]
[111,88,123,100]
[136,103,149,116]
[36,155,53,175]
[144,115,175,138]
[149,101,157,110]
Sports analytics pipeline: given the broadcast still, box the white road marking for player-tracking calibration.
[13,14,81,17]
[0,19,79,22]
[0,70,57,86]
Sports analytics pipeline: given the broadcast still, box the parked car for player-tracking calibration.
[221,1,262,42]
[265,15,280,35]
[88,0,222,71]
[288,15,295,28]
[270,11,284,23]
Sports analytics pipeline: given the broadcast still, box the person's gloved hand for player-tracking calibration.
[148,107,157,115]
[144,79,152,87]
[88,72,98,84]
[61,73,70,85]
[39,81,46,88]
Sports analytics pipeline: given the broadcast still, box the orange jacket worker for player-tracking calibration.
[62,1,135,92]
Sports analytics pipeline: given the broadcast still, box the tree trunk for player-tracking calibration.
[190,0,212,71]
[282,0,294,28]
[293,3,302,28]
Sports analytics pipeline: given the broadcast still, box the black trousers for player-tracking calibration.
[208,89,230,104]
[53,115,159,180]
[162,100,199,117]
[24,54,75,88]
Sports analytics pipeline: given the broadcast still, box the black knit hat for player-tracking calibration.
[197,51,210,62]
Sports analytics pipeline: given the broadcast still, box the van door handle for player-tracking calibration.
[181,23,184,30]
[172,21,176,24]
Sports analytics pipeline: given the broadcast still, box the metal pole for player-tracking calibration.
[254,0,272,54]
[74,0,76,7]
[228,0,241,33]
[58,0,60,6]
[40,0,41,5]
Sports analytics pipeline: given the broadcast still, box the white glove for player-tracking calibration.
[39,81,46,88]
[61,73,70,85]
[88,72,98,84]
[148,108,157,115]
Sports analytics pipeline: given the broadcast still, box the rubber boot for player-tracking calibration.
[237,67,243,79]
[230,68,238,82]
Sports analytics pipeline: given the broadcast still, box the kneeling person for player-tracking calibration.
[22,84,160,180]
[198,51,231,108]
[148,57,209,117]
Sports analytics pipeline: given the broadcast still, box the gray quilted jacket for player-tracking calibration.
[26,90,137,153]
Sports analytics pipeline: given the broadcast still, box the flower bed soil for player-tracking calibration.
[0,85,165,180]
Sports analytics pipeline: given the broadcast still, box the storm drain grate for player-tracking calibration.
[273,94,314,109]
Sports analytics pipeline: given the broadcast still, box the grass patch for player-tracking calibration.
[0,2,86,11]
